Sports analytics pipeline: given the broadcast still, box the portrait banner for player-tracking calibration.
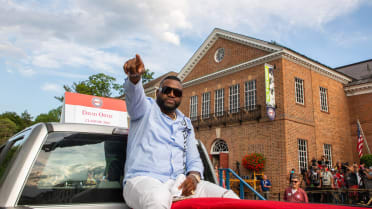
[265,64,276,120]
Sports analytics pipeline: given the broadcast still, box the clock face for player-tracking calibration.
[214,48,225,63]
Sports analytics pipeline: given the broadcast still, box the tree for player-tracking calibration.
[360,154,372,168]
[0,118,17,144]
[55,71,154,102]
[21,110,33,128]
[34,106,62,123]
[142,69,155,84]
[0,111,33,139]
[55,73,124,102]
[48,106,62,121]
[0,111,34,133]
[0,112,25,132]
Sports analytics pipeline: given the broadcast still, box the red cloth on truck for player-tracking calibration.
[171,198,362,209]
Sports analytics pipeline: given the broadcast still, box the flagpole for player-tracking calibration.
[358,119,371,154]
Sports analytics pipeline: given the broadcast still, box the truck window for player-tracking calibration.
[18,132,127,205]
[0,136,27,185]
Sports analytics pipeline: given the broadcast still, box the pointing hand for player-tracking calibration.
[123,54,145,84]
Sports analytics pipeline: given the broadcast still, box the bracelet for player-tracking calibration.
[189,173,201,183]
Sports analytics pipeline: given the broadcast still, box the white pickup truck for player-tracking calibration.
[0,123,217,209]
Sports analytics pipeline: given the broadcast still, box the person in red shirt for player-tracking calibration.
[332,168,345,203]
[284,174,308,203]
[332,168,345,189]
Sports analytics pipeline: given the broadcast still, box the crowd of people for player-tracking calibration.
[255,155,372,205]
[295,155,372,205]
[297,156,372,205]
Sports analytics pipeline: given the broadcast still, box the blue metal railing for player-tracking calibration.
[218,168,266,200]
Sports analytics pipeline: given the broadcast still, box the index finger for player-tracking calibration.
[135,54,143,66]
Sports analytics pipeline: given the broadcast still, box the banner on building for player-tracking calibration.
[265,64,276,120]
[61,92,128,128]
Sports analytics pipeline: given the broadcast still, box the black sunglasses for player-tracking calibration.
[159,86,183,97]
[291,180,298,183]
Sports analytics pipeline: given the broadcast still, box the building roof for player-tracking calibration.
[337,59,372,96]
[143,71,178,96]
[334,59,372,80]
[344,79,372,96]
[143,71,178,89]
[178,28,351,86]
[346,77,372,87]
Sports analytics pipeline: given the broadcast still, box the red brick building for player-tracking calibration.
[139,29,372,194]
[336,59,372,161]
[173,28,371,194]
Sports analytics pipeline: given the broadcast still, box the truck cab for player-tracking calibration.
[0,123,216,209]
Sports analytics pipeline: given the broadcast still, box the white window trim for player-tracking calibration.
[323,144,332,169]
[202,92,211,119]
[215,89,224,117]
[229,84,240,113]
[210,139,229,154]
[245,80,256,110]
[214,48,225,63]
[298,139,308,172]
[295,77,304,105]
[320,87,328,112]
[190,95,198,120]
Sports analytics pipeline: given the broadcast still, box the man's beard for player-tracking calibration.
[156,97,180,113]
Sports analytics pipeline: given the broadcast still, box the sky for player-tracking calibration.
[1,0,372,119]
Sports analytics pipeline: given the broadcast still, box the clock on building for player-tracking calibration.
[214,48,225,63]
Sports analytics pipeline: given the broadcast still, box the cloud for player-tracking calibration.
[42,83,63,93]
[32,54,61,69]
[0,42,25,58]
[31,38,123,73]
[184,0,364,35]
[0,0,365,46]
[18,68,36,76]
[0,0,367,79]
[162,32,180,45]
[330,31,370,47]
[39,69,89,79]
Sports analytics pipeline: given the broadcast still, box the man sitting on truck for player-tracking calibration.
[122,54,239,209]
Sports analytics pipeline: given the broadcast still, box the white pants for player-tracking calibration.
[123,174,239,209]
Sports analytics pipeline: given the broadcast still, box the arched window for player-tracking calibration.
[211,139,229,154]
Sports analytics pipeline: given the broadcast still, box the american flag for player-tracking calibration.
[357,122,364,158]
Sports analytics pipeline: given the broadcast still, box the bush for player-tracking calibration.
[360,154,372,168]
[242,153,266,172]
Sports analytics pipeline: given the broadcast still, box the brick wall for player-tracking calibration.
[281,58,354,168]
[179,45,287,193]
[310,68,353,164]
[183,38,270,82]
[178,37,354,194]
[348,93,372,159]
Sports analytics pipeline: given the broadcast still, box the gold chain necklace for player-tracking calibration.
[171,112,177,120]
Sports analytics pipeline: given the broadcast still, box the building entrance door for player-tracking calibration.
[210,139,229,168]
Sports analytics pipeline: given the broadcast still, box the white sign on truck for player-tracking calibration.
[61,92,128,128]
